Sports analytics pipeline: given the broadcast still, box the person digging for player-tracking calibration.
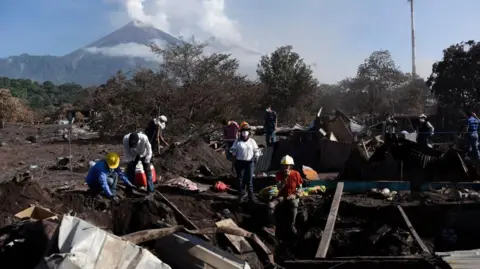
[123,131,155,195]
[265,155,303,236]
[85,152,135,202]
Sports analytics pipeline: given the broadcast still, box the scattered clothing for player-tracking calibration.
[163,176,199,191]
[85,160,133,198]
[123,132,153,164]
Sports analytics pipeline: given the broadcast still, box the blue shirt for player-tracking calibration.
[467,116,479,133]
[85,160,132,197]
[264,110,277,131]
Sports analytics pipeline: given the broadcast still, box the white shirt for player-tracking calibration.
[231,138,260,161]
[123,133,153,163]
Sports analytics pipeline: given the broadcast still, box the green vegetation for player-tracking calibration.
[0,77,83,111]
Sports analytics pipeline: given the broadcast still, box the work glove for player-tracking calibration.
[287,194,297,200]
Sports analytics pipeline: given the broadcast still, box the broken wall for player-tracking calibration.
[270,132,355,172]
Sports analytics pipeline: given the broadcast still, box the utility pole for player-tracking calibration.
[409,0,417,77]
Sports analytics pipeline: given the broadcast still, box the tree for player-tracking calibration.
[256,45,318,119]
[0,88,32,127]
[350,50,405,116]
[426,40,480,112]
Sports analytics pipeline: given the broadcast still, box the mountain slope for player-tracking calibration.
[0,21,261,86]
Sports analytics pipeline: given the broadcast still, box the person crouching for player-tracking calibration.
[85,152,135,202]
[230,122,260,203]
[266,155,303,235]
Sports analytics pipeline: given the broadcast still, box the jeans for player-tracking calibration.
[127,157,154,192]
[268,197,299,228]
[265,130,276,146]
[234,160,254,200]
[468,132,480,160]
[89,174,118,197]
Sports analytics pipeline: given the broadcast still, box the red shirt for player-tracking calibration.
[223,121,239,141]
[275,170,303,198]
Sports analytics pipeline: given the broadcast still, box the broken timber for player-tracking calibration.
[216,218,253,254]
[156,191,210,241]
[306,180,480,192]
[315,181,344,258]
[397,205,430,254]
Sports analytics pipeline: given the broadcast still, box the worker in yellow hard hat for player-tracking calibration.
[85,152,135,202]
[265,155,303,236]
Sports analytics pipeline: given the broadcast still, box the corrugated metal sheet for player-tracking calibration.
[318,139,355,171]
[436,249,480,269]
[256,146,274,172]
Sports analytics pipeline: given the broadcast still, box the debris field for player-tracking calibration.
[0,119,480,269]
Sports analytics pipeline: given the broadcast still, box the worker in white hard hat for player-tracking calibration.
[265,155,303,236]
[416,114,434,148]
[146,112,170,156]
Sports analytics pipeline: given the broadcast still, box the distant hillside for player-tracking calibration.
[0,21,262,86]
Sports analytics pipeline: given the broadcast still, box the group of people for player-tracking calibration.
[222,105,278,202]
[223,106,301,234]
[383,113,435,148]
[85,114,169,201]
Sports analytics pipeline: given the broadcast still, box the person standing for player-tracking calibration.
[383,112,397,144]
[416,114,434,148]
[146,114,169,156]
[230,122,260,202]
[264,105,277,146]
[465,111,480,160]
[123,132,155,193]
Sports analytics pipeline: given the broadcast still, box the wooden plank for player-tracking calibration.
[216,218,253,254]
[157,191,210,241]
[397,205,430,254]
[315,182,344,258]
[305,180,480,192]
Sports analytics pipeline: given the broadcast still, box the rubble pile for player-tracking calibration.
[155,136,232,178]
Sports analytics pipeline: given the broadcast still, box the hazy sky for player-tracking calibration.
[1,0,479,83]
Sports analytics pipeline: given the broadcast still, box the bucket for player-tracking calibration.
[132,162,157,187]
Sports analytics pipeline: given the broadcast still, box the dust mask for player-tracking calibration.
[419,119,425,123]
[241,131,249,137]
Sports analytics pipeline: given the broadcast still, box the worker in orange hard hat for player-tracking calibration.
[85,152,135,202]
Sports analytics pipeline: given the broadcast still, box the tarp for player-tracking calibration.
[35,216,171,269]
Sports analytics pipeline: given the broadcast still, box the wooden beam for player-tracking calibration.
[157,191,210,241]
[397,205,430,254]
[216,218,253,254]
[315,182,344,258]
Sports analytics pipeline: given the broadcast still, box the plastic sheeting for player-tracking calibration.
[35,216,171,269]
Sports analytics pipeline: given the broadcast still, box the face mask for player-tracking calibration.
[241,131,249,137]
[419,119,425,123]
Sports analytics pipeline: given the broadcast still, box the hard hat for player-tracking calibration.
[105,152,120,169]
[240,121,250,130]
[159,115,167,122]
[419,114,427,119]
[280,155,294,165]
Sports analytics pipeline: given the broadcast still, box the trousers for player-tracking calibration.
[234,160,254,200]
[268,197,299,229]
[127,157,154,192]
[89,174,118,197]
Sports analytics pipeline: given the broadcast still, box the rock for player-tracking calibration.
[25,135,38,143]
[0,142,6,146]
